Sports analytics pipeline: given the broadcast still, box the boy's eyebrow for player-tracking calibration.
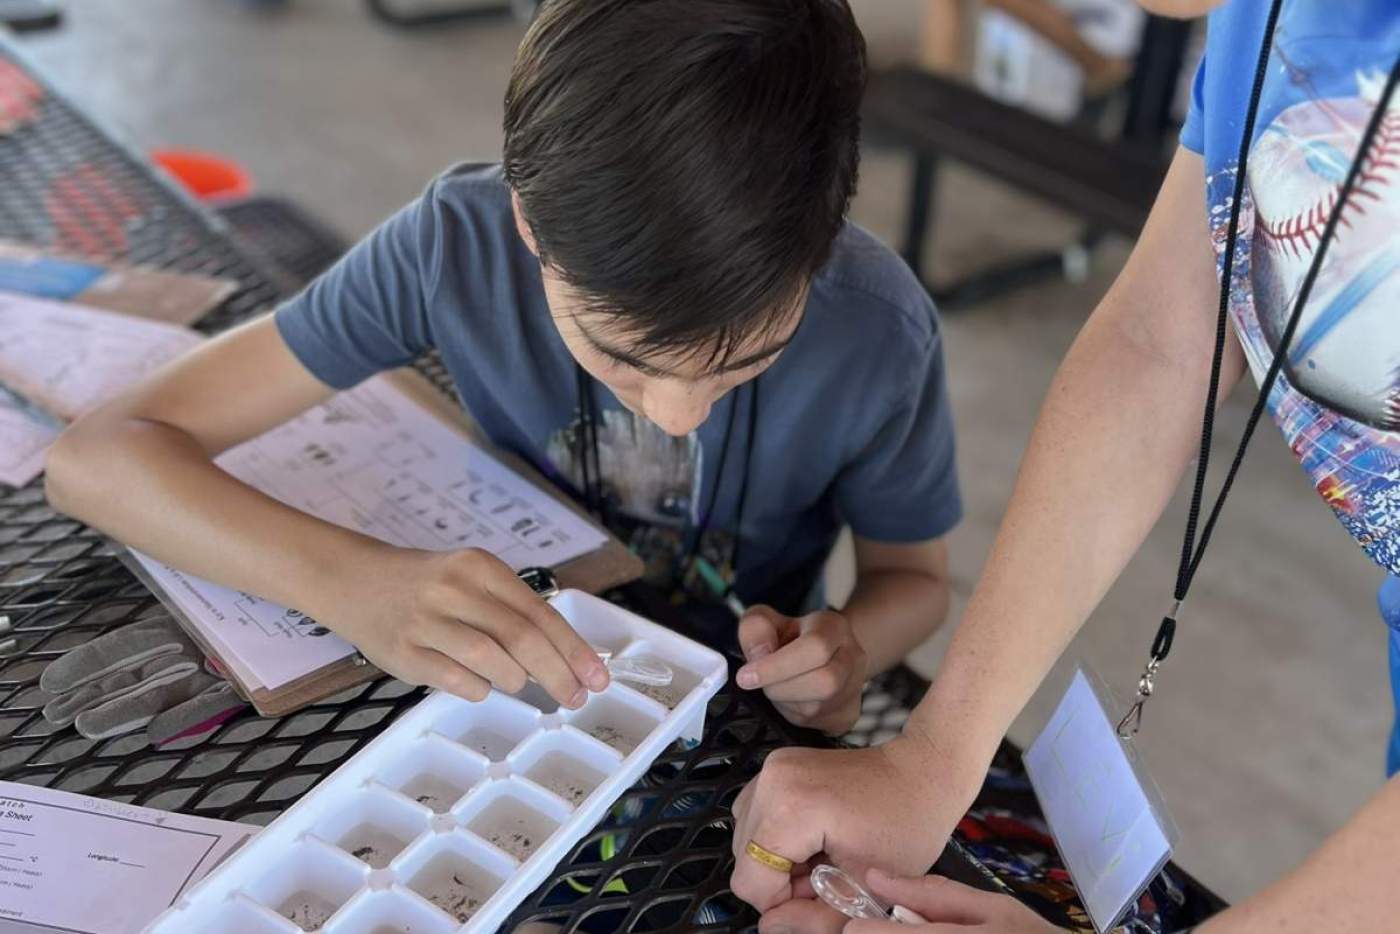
[574,319,795,376]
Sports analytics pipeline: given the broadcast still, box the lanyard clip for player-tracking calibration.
[1116,602,1180,739]
[1115,656,1160,738]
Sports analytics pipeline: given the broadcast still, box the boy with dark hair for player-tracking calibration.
[48,0,960,735]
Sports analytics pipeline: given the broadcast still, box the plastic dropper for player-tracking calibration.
[594,649,674,687]
[809,864,927,925]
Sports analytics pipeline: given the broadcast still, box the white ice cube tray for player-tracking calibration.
[147,590,728,934]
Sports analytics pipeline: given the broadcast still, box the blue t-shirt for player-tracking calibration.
[1182,1,1400,573]
[275,164,961,608]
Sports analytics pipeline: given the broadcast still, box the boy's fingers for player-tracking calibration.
[478,564,602,700]
[738,610,782,660]
[736,628,840,690]
[759,645,859,703]
[467,593,588,709]
[424,617,529,694]
[488,562,607,690]
[413,648,492,702]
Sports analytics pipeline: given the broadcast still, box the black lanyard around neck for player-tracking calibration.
[1117,0,1400,737]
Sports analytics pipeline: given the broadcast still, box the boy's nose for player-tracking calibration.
[642,382,713,437]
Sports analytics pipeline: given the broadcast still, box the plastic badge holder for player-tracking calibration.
[146,590,728,933]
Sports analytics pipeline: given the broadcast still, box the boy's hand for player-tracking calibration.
[736,605,867,734]
[326,546,608,708]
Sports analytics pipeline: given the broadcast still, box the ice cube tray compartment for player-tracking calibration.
[430,692,541,762]
[610,639,705,709]
[244,839,367,930]
[321,890,456,934]
[314,787,431,870]
[510,729,621,806]
[565,683,666,755]
[398,831,515,925]
[177,895,302,934]
[147,590,729,934]
[455,777,572,862]
[375,734,488,813]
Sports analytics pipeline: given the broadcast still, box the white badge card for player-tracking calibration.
[1023,667,1178,933]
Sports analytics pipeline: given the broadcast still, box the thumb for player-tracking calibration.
[738,604,787,660]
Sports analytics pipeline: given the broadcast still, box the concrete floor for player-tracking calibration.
[17,0,1395,907]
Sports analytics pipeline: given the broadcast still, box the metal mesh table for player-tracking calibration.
[0,37,1223,933]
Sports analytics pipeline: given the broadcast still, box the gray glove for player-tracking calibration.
[40,618,246,745]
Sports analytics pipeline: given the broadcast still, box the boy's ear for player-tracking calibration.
[511,190,540,257]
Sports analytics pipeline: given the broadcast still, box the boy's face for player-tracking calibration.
[515,194,801,437]
[545,270,801,437]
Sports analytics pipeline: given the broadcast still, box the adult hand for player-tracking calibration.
[843,869,1063,933]
[729,731,984,915]
[324,545,607,707]
[737,605,868,734]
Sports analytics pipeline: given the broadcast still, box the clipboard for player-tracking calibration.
[127,366,642,718]
[0,239,237,326]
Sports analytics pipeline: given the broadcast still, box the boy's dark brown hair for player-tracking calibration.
[503,0,866,369]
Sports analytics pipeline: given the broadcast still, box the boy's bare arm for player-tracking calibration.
[846,535,950,674]
[45,316,606,706]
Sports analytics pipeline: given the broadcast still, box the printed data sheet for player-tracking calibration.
[132,375,608,690]
[0,782,255,934]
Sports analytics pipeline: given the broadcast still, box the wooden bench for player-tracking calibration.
[864,16,1189,308]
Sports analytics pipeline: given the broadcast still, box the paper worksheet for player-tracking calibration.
[0,290,203,487]
[132,374,609,691]
[0,407,57,489]
[0,781,255,934]
[0,291,202,419]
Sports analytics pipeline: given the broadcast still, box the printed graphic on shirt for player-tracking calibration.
[1204,6,1400,571]
[546,408,746,593]
[545,406,702,528]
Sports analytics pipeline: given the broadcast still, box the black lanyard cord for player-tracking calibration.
[1171,0,1287,616]
[574,363,600,515]
[732,377,760,579]
[1121,4,1400,733]
[686,377,758,593]
[686,379,744,565]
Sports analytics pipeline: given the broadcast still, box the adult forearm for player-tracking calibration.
[913,314,1234,765]
[904,147,1237,770]
[845,568,950,674]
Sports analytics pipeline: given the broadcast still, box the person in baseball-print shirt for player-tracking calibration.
[728,2,1400,932]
